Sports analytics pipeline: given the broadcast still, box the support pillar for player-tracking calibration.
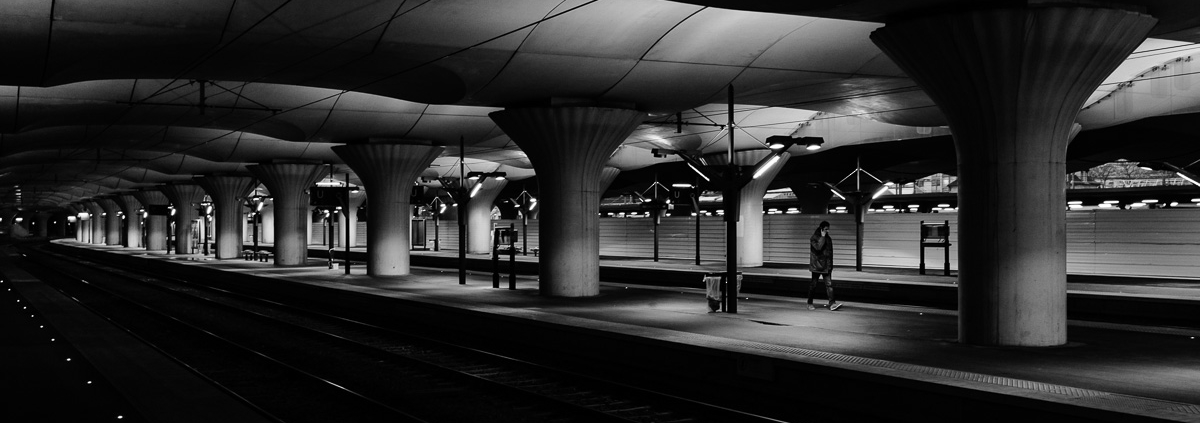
[159,183,206,255]
[197,175,258,259]
[871,6,1155,346]
[84,201,105,244]
[705,150,790,267]
[248,163,325,266]
[465,177,508,254]
[115,194,143,248]
[135,190,171,250]
[340,191,366,247]
[261,200,275,243]
[490,106,644,297]
[96,198,122,246]
[787,182,834,214]
[333,143,443,276]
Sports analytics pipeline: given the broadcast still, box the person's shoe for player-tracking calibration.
[807,304,816,310]
[829,303,843,311]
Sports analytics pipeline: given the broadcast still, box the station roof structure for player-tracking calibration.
[2,0,1200,211]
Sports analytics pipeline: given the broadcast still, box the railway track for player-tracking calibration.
[17,245,788,423]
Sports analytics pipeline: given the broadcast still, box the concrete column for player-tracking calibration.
[73,204,87,242]
[248,163,324,266]
[871,6,1154,346]
[788,182,833,214]
[340,191,366,247]
[159,183,206,255]
[196,175,258,259]
[705,150,790,267]
[490,106,644,297]
[84,201,105,244]
[115,194,143,248]
[134,190,171,251]
[333,143,443,276]
[307,206,316,246]
[261,200,275,243]
[96,198,122,246]
[34,212,50,238]
[595,166,621,218]
[465,177,508,254]
[69,205,83,241]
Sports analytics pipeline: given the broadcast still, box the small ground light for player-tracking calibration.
[66,358,71,361]
[87,381,93,385]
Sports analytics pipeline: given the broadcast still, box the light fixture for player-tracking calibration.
[872,185,889,199]
[650,148,676,158]
[1103,200,1119,204]
[1068,200,1082,205]
[766,136,792,150]
[671,183,693,189]
[469,183,483,198]
[1178,171,1200,187]
[805,138,823,150]
[751,155,781,179]
[937,203,950,208]
[466,171,506,181]
[1143,199,1158,203]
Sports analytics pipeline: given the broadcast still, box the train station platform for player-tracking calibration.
[18,240,1200,422]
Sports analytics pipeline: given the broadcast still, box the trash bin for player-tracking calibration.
[703,271,742,312]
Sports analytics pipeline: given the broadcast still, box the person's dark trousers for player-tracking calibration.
[807,272,834,305]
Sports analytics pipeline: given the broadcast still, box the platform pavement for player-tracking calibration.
[44,241,1200,421]
[273,242,1200,300]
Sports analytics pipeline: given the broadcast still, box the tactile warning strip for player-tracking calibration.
[721,338,1199,416]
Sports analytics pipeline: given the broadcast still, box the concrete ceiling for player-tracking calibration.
[1,0,1199,212]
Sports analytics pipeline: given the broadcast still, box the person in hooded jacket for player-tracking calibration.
[808,221,842,311]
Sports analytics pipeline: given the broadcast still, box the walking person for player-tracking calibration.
[808,221,842,311]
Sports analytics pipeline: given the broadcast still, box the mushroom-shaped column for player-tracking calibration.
[338,191,367,247]
[159,183,206,255]
[73,204,87,242]
[85,201,105,244]
[196,175,258,259]
[787,182,834,214]
[705,150,791,267]
[248,163,325,266]
[115,194,143,248]
[96,197,123,246]
[333,143,443,276]
[134,189,171,250]
[465,177,508,254]
[260,199,275,243]
[871,6,1154,346]
[490,106,644,297]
